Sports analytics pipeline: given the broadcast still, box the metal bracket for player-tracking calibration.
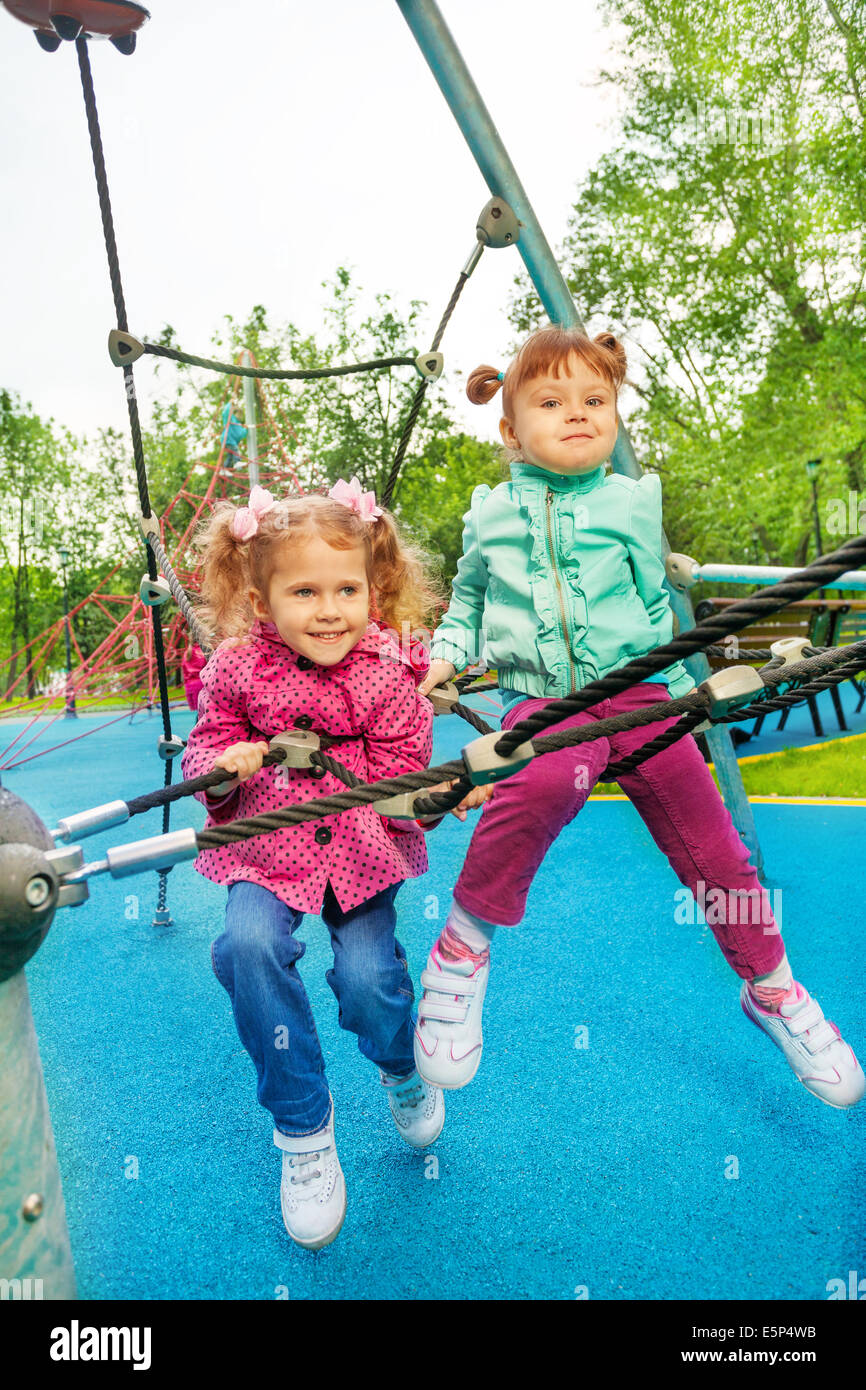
[158,735,186,761]
[462,730,535,784]
[268,729,321,768]
[137,512,160,543]
[415,351,444,381]
[427,681,459,715]
[108,329,145,367]
[475,196,520,249]
[697,666,766,719]
[665,553,699,591]
[140,574,171,607]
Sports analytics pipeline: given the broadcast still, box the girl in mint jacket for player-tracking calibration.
[412,326,862,1111]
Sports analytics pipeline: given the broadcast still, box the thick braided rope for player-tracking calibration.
[143,342,417,380]
[494,532,866,757]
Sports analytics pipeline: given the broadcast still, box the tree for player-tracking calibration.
[511,0,866,569]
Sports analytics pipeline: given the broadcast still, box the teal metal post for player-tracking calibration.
[240,349,260,490]
[395,0,764,874]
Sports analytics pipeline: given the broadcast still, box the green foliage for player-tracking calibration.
[511,0,866,567]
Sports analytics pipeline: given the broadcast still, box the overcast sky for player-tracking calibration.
[1,1,625,452]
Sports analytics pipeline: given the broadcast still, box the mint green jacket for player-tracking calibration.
[430,460,695,706]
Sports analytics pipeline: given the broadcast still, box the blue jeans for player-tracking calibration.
[212,879,416,1135]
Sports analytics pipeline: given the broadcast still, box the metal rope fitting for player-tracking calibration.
[139,574,171,607]
[108,328,145,366]
[268,729,321,767]
[415,351,444,380]
[52,799,130,844]
[427,681,459,715]
[697,666,766,719]
[770,637,819,665]
[158,735,186,761]
[475,196,520,249]
[664,553,699,591]
[105,827,199,878]
[462,730,535,784]
[371,790,442,825]
[137,512,160,542]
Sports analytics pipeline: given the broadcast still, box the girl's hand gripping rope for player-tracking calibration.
[208,740,270,799]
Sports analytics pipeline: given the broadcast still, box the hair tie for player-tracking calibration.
[230,485,276,541]
[496,371,504,382]
[328,475,384,523]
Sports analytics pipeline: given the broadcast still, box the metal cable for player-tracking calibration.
[143,342,418,380]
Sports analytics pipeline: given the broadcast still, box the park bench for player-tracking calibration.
[691,596,866,744]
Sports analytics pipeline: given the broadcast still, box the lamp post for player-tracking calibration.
[806,458,824,599]
[58,546,76,718]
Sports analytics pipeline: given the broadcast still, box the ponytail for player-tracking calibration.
[466,364,504,405]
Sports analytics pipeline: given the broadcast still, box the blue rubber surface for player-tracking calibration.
[6,708,865,1301]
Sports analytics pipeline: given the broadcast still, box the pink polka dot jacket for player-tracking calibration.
[180,619,434,915]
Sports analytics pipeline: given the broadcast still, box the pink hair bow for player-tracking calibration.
[231,485,276,541]
[328,475,383,523]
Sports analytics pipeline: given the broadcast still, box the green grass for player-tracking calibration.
[596,733,866,800]
[0,689,186,720]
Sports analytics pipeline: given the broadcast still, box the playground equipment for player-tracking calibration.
[2,0,866,1299]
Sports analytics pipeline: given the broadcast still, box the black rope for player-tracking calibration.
[75,34,177,915]
[381,268,472,509]
[143,342,418,381]
[494,532,866,757]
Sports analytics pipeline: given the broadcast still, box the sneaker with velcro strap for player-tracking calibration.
[414,946,489,1090]
[740,980,865,1109]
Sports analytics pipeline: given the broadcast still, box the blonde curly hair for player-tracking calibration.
[193,491,444,645]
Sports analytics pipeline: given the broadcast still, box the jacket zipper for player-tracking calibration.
[545,488,578,694]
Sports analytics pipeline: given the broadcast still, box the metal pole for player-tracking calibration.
[240,350,260,489]
[396,0,764,874]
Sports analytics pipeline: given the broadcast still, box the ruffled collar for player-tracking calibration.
[510,461,607,493]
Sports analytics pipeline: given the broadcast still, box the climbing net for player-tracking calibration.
[2,13,866,953]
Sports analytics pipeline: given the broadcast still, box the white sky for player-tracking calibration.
[1,0,624,451]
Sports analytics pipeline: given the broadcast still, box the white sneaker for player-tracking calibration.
[414,946,489,1090]
[740,981,865,1109]
[273,1095,347,1249]
[380,1068,445,1146]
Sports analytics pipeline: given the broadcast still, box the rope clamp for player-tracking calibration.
[769,637,818,666]
[427,681,459,715]
[137,513,160,542]
[140,574,171,607]
[415,351,444,381]
[108,329,145,367]
[664,553,699,591]
[475,197,521,249]
[462,731,535,785]
[372,790,442,825]
[697,666,766,719]
[158,735,187,761]
[268,729,321,768]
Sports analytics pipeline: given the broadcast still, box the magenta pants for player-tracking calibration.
[454,683,786,981]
